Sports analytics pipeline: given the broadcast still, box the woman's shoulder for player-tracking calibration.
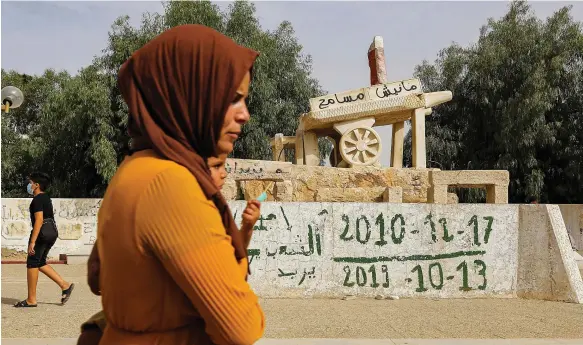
[157,164,201,188]
[121,150,203,191]
[139,157,208,202]
[108,150,209,206]
[133,159,223,234]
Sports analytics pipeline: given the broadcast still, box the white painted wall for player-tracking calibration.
[2,198,581,302]
[232,202,518,299]
[517,204,583,303]
[558,204,583,251]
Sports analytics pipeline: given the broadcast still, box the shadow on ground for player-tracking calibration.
[2,297,20,306]
[2,297,61,306]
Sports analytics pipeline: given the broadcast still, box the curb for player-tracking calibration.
[2,254,68,265]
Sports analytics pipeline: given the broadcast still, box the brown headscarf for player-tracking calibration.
[118,24,259,268]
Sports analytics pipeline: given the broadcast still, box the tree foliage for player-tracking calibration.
[405,1,583,203]
[2,0,324,197]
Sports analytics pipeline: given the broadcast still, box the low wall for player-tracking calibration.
[2,198,581,302]
[237,202,519,299]
[2,198,100,257]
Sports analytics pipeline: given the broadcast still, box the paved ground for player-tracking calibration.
[2,264,583,340]
[3,339,583,345]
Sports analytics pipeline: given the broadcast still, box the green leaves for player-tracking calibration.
[409,0,583,203]
[2,0,324,197]
[164,0,225,31]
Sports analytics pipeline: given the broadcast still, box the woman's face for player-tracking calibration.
[218,71,251,155]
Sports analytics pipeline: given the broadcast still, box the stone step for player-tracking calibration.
[65,254,89,265]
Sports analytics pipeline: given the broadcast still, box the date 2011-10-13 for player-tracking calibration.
[342,260,487,292]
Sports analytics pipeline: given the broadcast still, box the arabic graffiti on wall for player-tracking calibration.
[229,202,518,298]
[225,159,292,178]
[1,198,518,298]
[1,199,102,254]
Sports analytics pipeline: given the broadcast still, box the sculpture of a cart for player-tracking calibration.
[271,77,452,168]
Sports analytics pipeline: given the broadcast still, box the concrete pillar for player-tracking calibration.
[486,184,509,204]
[368,36,388,85]
[391,122,405,168]
[294,129,304,165]
[411,108,427,168]
[304,131,320,166]
[271,133,286,162]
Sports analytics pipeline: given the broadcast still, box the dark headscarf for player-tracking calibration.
[118,24,259,269]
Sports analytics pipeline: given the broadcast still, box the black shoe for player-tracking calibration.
[14,300,37,308]
[61,283,75,305]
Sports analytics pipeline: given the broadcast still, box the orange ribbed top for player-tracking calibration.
[97,149,264,345]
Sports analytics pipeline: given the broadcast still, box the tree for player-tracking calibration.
[1,67,116,197]
[408,0,583,203]
[36,66,116,197]
[2,0,325,197]
[96,0,326,163]
[1,69,72,197]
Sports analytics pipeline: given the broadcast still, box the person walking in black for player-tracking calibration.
[14,172,74,308]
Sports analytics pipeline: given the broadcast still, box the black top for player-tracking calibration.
[29,193,54,227]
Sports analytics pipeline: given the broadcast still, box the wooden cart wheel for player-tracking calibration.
[339,126,382,166]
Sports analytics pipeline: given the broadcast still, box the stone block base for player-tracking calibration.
[382,187,403,203]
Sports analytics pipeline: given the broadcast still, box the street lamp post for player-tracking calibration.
[1,86,24,113]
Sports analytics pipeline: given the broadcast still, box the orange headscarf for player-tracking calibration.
[118,24,259,268]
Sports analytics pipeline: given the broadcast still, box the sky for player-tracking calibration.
[2,1,582,166]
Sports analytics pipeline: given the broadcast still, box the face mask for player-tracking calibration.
[27,183,34,196]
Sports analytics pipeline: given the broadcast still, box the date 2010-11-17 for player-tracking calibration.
[340,213,494,247]
[342,260,487,292]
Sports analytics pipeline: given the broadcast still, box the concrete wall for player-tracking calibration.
[2,198,581,302]
[517,205,583,303]
[235,202,519,299]
[558,204,583,251]
[2,199,100,257]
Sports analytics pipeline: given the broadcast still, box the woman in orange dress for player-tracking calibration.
[88,24,264,345]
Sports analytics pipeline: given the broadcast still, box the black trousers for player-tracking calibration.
[26,219,58,269]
